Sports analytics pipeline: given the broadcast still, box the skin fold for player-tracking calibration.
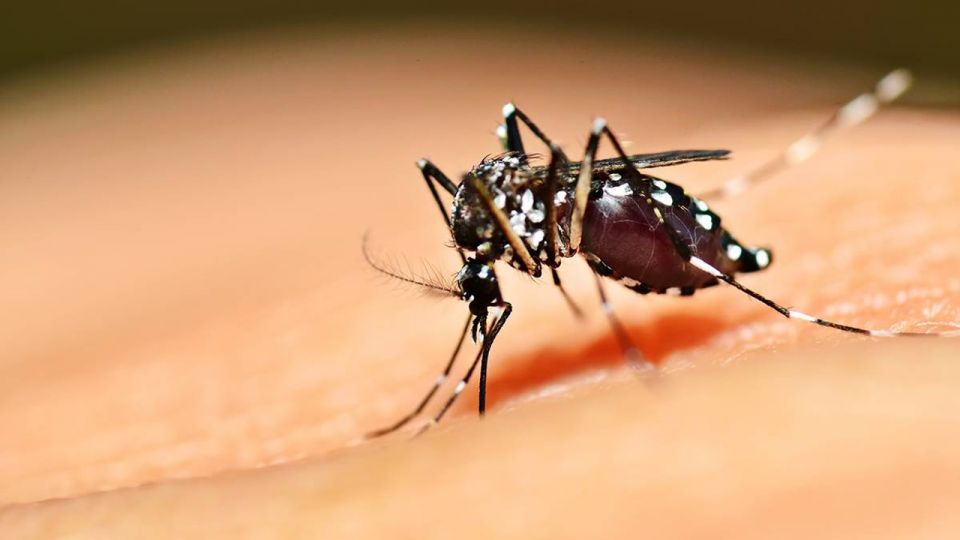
[0,25,958,538]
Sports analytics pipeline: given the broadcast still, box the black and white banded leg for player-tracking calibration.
[500,104,584,317]
[416,158,467,264]
[417,304,513,436]
[498,102,570,161]
[590,269,654,371]
[585,118,957,340]
[364,314,472,439]
[568,118,667,367]
[684,255,960,338]
[698,69,913,200]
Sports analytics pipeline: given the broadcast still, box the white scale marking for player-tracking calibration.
[786,135,821,164]
[651,191,673,206]
[726,243,743,261]
[695,213,714,230]
[521,190,535,212]
[604,183,633,197]
[592,117,607,134]
[788,310,818,323]
[877,69,912,102]
[722,176,749,197]
[527,229,545,250]
[838,94,879,128]
[754,249,771,268]
[689,256,723,277]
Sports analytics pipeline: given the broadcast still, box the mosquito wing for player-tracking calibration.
[562,149,730,174]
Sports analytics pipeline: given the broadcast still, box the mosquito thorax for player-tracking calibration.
[451,153,564,272]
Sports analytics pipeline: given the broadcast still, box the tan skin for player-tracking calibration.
[1,26,959,537]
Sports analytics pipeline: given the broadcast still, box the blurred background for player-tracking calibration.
[1,1,959,81]
[2,0,959,514]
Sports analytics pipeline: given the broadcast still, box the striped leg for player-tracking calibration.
[416,158,466,264]
[498,104,583,316]
[590,269,654,371]
[685,256,960,338]
[364,313,472,439]
[585,119,957,339]
[698,69,913,200]
[498,102,570,162]
[417,304,513,436]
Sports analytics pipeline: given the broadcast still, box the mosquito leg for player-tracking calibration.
[499,103,570,161]
[590,269,654,371]
[416,305,513,436]
[414,346,483,437]
[569,119,605,253]
[364,313,472,439]
[416,158,466,264]
[571,117,657,253]
[528,139,584,317]
[684,255,960,338]
[551,267,583,318]
[697,69,913,200]
[478,303,512,415]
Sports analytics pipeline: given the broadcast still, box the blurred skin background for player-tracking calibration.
[1,1,960,538]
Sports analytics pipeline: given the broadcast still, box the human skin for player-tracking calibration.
[0,25,959,538]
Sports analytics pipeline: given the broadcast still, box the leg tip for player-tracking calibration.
[502,102,517,118]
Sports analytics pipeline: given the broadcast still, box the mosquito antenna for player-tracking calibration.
[700,69,913,200]
[362,232,460,298]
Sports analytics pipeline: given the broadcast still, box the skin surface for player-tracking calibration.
[1,24,959,538]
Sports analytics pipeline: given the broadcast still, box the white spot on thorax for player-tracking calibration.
[509,212,527,235]
[527,203,545,223]
[521,189,534,212]
[527,229,545,250]
[555,191,568,204]
[493,190,507,209]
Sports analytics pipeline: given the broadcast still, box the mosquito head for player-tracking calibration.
[456,258,501,317]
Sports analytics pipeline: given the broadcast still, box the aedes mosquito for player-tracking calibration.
[365,69,958,438]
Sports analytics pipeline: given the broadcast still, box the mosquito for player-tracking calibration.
[364,69,957,438]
